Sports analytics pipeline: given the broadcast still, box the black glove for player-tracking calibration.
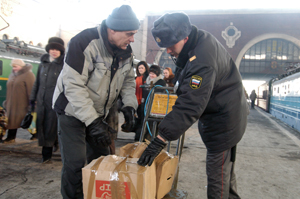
[86,117,116,147]
[121,106,137,132]
[137,137,167,166]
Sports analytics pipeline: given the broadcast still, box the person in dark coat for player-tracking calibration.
[2,59,35,143]
[163,67,175,87]
[138,13,248,199]
[30,37,65,163]
[250,89,257,109]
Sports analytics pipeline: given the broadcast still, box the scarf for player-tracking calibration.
[10,64,32,78]
[100,20,133,80]
[146,74,163,85]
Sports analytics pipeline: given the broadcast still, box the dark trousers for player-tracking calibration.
[42,146,52,160]
[57,114,109,199]
[6,129,17,139]
[206,146,240,199]
[251,100,255,108]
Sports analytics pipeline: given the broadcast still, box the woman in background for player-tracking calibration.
[2,59,35,143]
[30,37,65,163]
[134,61,149,141]
[135,61,149,105]
[163,67,175,87]
[139,64,166,141]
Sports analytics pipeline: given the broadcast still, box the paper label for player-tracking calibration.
[150,94,178,116]
[95,180,130,199]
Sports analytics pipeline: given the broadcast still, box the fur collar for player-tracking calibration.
[146,74,163,85]
[175,25,199,69]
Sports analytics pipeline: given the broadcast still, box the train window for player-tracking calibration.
[263,90,267,99]
[0,60,2,75]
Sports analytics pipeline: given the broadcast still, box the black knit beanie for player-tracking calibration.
[106,5,140,31]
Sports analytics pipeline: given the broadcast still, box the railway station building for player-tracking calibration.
[135,9,300,82]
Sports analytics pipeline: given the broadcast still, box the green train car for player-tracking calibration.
[0,38,44,106]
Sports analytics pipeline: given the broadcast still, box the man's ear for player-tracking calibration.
[184,36,189,44]
[107,28,116,35]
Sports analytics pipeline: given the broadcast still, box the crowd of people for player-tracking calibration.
[0,4,249,199]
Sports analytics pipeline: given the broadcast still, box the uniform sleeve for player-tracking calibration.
[119,60,138,110]
[158,62,216,141]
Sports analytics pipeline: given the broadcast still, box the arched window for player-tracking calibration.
[2,34,8,40]
[239,39,300,78]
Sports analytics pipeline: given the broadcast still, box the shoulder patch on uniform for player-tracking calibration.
[189,55,196,62]
[189,75,202,89]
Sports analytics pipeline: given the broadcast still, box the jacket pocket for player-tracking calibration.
[116,64,130,90]
[86,62,108,91]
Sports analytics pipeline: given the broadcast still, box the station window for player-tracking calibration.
[240,39,300,77]
[158,50,177,73]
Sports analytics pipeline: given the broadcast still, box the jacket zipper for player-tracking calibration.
[103,57,116,117]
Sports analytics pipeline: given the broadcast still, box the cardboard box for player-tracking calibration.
[119,142,179,199]
[155,151,179,199]
[82,155,156,199]
[119,142,148,158]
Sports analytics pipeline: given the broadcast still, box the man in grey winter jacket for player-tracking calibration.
[52,5,139,199]
[138,12,248,199]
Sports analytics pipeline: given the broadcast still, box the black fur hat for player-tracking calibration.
[151,12,192,48]
[45,37,65,54]
[149,65,161,76]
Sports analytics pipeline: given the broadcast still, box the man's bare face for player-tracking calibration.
[166,37,188,58]
[109,30,138,50]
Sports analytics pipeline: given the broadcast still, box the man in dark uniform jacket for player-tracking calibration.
[138,12,248,199]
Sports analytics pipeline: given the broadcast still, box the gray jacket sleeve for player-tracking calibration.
[119,60,138,110]
[60,40,99,126]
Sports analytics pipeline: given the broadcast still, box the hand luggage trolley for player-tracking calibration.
[139,84,188,199]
